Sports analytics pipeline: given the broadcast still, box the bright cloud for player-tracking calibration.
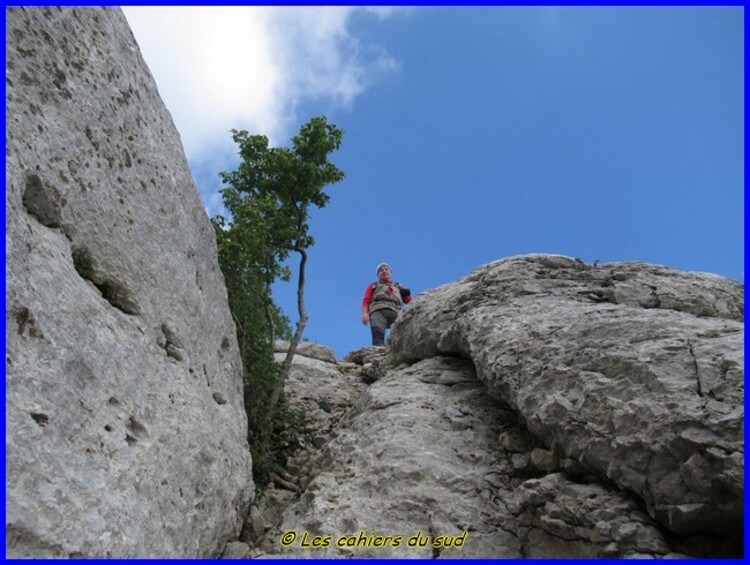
[266,7,398,112]
[122,6,399,162]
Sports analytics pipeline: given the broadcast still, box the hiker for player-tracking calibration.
[361,262,412,347]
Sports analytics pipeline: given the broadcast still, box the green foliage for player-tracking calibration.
[212,116,344,488]
[212,215,291,483]
[72,246,96,280]
[251,391,310,489]
[219,116,345,258]
[316,397,333,414]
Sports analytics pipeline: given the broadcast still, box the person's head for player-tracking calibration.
[376,262,392,282]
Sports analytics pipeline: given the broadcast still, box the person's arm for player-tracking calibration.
[361,284,374,325]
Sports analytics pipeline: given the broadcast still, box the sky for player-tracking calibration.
[123,6,744,359]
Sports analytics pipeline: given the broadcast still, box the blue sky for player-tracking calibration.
[124,7,744,359]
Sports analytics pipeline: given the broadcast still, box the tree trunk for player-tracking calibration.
[261,244,308,451]
[263,282,275,349]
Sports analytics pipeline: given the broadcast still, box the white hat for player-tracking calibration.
[376,263,391,275]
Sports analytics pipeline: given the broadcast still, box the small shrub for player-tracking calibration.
[72,247,95,279]
[316,398,332,413]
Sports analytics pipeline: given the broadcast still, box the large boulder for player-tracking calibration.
[274,340,338,364]
[390,254,744,542]
[6,7,253,557]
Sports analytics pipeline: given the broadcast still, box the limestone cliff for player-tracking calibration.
[5,7,253,557]
[244,256,742,558]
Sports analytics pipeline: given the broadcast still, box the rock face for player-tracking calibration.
[231,343,366,557]
[273,342,364,455]
[252,256,742,558]
[6,7,253,557]
[265,356,526,558]
[274,340,339,365]
[390,255,743,545]
[256,353,680,558]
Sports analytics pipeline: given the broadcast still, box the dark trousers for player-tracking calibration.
[369,308,398,346]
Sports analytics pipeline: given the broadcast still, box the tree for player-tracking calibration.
[213,116,344,478]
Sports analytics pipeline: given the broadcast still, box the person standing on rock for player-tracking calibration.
[361,263,412,347]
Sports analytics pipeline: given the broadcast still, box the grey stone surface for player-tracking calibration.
[241,257,742,559]
[273,347,367,480]
[6,7,253,557]
[261,357,524,558]
[242,346,367,551]
[257,356,675,558]
[389,254,743,543]
[516,473,672,558]
[220,541,252,558]
[274,340,338,364]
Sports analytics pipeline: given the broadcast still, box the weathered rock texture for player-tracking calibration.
[390,254,743,548]
[255,352,681,558]
[274,340,339,364]
[6,7,253,557]
[273,342,365,457]
[251,256,742,558]
[264,356,528,558]
[225,343,367,558]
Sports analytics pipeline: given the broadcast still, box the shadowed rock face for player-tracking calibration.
[390,254,744,543]
[6,7,252,557]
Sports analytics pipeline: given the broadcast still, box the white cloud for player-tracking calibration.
[122,6,399,163]
[266,7,398,112]
[123,7,281,156]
